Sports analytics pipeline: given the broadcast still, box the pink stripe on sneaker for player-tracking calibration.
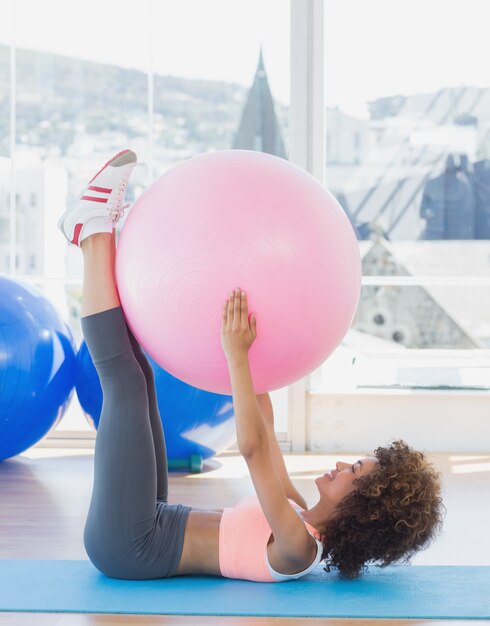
[88,185,112,194]
[81,195,108,203]
[71,223,83,247]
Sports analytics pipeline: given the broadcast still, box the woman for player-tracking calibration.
[58,150,444,582]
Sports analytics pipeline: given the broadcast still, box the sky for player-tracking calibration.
[1,0,489,119]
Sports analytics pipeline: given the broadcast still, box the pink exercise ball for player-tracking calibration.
[115,150,361,395]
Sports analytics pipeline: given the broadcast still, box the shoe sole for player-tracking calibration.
[57,149,135,234]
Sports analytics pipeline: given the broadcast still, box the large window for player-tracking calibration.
[320,0,490,395]
[0,0,291,434]
[3,0,488,445]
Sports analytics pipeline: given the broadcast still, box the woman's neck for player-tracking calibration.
[299,500,333,533]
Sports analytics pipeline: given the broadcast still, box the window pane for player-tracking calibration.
[320,1,490,389]
[2,1,291,434]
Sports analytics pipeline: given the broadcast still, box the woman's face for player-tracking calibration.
[316,456,379,506]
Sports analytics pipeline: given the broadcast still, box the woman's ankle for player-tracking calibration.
[79,218,114,247]
[81,231,114,250]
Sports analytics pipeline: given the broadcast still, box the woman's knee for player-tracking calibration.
[107,354,149,396]
[84,521,138,579]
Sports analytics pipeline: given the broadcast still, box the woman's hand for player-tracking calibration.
[221,287,257,362]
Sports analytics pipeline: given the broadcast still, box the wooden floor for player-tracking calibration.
[1,446,489,626]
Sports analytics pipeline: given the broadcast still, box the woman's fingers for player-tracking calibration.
[240,291,248,326]
[232,288,240,323]
[226,291,233,326]
[222,288,249,329]
[240,290,247,327]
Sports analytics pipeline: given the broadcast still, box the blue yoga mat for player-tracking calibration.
[0,560,489,619]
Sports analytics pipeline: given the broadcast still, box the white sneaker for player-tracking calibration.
[58,149,137,247]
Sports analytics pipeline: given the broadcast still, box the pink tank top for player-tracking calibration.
[219,494,323,582]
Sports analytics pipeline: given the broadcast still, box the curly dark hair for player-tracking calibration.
[319,439,445,579]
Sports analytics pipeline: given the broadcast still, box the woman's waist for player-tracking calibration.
[175,508,223,576]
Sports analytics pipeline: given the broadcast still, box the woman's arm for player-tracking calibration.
[221,290,315,567]
[224,362,309,518]
[227,355,314,566]
[256,393,308,510]
[227,356,268,456]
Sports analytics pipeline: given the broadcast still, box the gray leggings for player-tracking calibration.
[81,306,191,580]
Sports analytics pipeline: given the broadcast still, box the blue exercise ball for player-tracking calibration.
[0,275,76,461]
[75,340,236,469]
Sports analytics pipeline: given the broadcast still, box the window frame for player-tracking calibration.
[4,0,488,452]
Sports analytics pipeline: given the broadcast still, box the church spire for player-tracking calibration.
[257,45,265,74]
[232,48,287,158]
